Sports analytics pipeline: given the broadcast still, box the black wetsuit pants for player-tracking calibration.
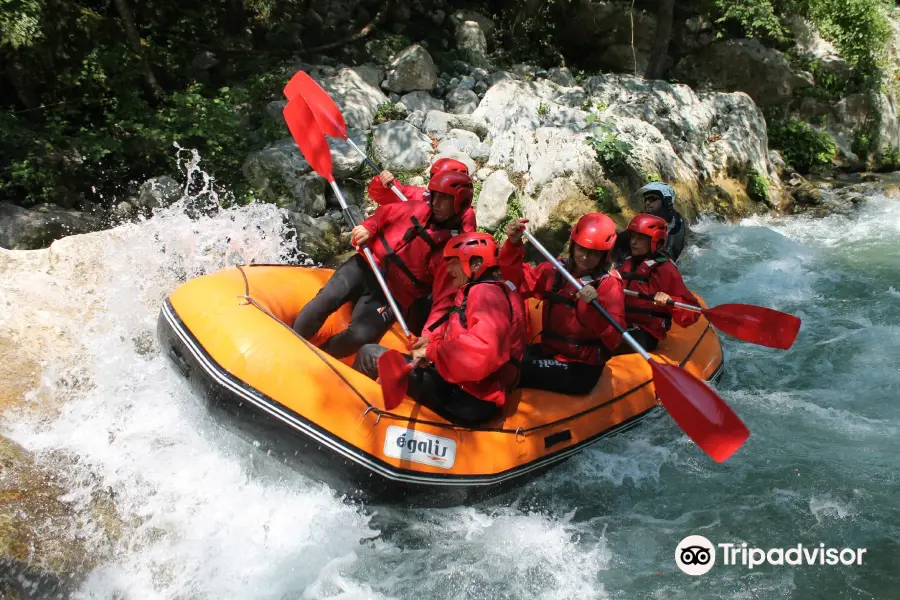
[292,254,396,359]
[516,344,605,396]
[612,327,660,355]
[353,344,499,425]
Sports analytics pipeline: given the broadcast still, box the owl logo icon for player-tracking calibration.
[675,535,716,576]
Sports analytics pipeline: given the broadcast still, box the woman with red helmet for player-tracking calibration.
[292,170,475,358]
[498,213,627,396]
[353,232,528,424]
[366,158,477,232]
[613,213,700,354]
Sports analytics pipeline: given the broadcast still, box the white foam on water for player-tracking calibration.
[2,168,900,599]
[595,196,900,597]
[559,422,680,489]
[0,184,615,599]
[1,190,391,599]
[570,438,676,488]
[809,495,853,524]
[378,507,611,600]
[728,390,899,438]
[682,220,820,311]
[738,196,900,249]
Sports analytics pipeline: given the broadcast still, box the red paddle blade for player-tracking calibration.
[283,70,347,139]
[283,97,334,182]
[378,350,413,410]
[650,360,749,463]
[283,70,306,103]
[704,303,801,350]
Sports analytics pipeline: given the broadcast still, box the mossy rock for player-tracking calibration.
[0,436,120,598]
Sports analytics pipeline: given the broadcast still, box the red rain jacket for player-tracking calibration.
[367,177,477,233]
[618,255,700,340]
[359,200,453,310]
[499,240,626,364]
[424,279,528,406]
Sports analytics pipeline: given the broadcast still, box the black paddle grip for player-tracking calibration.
[364,156,382,172]
[633,291,676,305]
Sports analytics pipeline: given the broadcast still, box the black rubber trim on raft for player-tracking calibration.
[162,299,709,487]
[229,263,723,436]
[544,429,573,449]
[679,321,712,368]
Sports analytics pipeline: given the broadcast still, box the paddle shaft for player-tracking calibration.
[343,137,410,203]
[522,231,651,361]
[523,234,750,463]
[281,89,412,338]
[328,181,412,338]
[624,289,700,312]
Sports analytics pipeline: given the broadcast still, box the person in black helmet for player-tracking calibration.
[612,182,688,264]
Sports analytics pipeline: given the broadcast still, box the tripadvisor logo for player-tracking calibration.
[675,536,868,576]
[676,535,716,576]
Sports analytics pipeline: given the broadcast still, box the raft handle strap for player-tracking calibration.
[234,265,377,411]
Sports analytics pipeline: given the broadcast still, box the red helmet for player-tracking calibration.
[443,232,498,280]
[428,170,474,214]
[430,158,470,178]
[626,214,668,254]
[571,213,617,251]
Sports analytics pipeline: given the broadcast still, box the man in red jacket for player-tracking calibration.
[614,214,700,354]
[367,158,477,232]
[353,232,528,425]
[499,213,626,395]
[367,158,478,333]
[292,171,475,358]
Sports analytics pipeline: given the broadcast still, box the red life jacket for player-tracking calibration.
[427,279,528,405]
[367,202,456,309]
[619,256,674,340]
[540,263,623,365]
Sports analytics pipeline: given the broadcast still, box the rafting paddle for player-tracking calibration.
[523,230,749,463]
[283,70,410,203]
[282,95,413,339]
[377,349,414,410]
[623,290,801,350]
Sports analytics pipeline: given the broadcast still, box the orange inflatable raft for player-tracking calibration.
[157,264,724,506]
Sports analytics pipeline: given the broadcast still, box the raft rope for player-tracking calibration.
[232,265,718,435]
[235,264,376,411]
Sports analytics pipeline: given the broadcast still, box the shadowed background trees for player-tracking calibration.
[1,0,894,210]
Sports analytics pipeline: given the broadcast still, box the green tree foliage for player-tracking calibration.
[747,169,770,202]
[712,0,788,43]
[768,119,837,172]
[711,0,891,71]
[585,121,634,177]
[0,0,345,209]
[0,0,44,48]
[1,0,896,210]
[804,0,892,70]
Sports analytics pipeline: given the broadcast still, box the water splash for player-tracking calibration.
[2,185,900,597]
